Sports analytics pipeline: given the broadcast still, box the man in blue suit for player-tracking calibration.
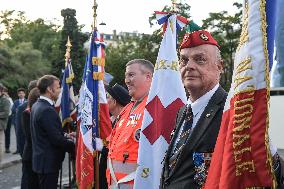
[15,80,38,157]
[30,75,75,189]
[11,88,26,154]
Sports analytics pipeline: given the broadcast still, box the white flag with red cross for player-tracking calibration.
[134,13,187,189]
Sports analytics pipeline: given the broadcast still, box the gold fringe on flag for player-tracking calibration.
[93,72,104,80]
[66,73,74,84]
[260,0,277,188]
[92,57,105,67]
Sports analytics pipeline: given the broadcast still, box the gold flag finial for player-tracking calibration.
[93,0,98,30]
[65,36,72,67]
[171,0,178,13]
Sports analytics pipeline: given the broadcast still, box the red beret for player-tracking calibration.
[180,21,220,49]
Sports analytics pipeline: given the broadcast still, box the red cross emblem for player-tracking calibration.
[142,96,184,144]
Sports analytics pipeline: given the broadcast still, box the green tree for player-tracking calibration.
[0,10,27,40]
[105,33,160,86]
[0,10,61,59]
[0,11,58,95]
[52,8,88,93]
[202,2,242,90]
[0,42,50,92]
[0,43,13,86]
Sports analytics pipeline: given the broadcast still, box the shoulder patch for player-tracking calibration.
[134,128,141,142]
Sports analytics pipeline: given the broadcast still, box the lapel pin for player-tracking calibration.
[206,113,211,118]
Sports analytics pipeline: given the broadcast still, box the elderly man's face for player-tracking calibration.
[179,44,223,98]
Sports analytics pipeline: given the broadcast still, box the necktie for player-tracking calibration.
[169,105,193,171]
[174,105,193,152]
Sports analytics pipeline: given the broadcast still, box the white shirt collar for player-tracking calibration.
[187,84,219,117]
[40,96,54,106]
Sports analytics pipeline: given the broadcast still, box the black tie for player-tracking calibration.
[174,105,193,153]
[169,105,193,170]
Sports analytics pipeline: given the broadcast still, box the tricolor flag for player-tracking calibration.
[134,13,187,189]
[76,30,112,189]
[55,38,77,129]
[204,0,277,188]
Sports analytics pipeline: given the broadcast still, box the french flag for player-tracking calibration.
[76,30,112,189]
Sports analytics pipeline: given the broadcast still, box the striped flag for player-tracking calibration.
[134,14,187,189]
[76,30,112,189]
[204,0,277,188]
[55,39,77,129]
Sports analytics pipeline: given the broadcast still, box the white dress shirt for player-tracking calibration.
[187,84,219,130]
[173,84,219,149]
[40,96,54,106]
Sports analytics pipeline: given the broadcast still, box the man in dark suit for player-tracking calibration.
[16,80,38,157]
[11,88,26,154]
[160,25,283,189]
[30,75,75,189]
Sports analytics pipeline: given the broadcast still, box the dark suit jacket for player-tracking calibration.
[30,98,74,174]
[21,109,32,162]
[17,102,27,156]
[160,86,227,189]
[11,99,26,125]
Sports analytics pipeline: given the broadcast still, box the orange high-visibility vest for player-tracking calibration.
[106,96,148,188]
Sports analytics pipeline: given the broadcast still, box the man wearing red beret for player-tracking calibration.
[160,21,283,189]
[160,22,227,189]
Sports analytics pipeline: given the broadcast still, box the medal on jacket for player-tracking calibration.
[128,113,142,127]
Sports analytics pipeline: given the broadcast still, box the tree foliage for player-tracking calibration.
[0,9,88,95]
[0,42,50,93]
[202,2,242,90]
[51,8,88,93]
[0,11,56,96]
[105,34,159,86]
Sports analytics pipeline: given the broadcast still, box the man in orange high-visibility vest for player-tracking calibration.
[106,59,154,189]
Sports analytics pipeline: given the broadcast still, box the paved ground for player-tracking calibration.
[0,127,20,170]
[0,157,73,189]
[0,127,74,189]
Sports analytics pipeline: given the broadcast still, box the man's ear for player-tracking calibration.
[218,60,225,74]
[47,86,52,94]
[146,72,153,81]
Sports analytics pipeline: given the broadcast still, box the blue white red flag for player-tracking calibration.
[134,14,187,189]
[76,30,112,189]
[154,11,188,33]
[55,46,76,128]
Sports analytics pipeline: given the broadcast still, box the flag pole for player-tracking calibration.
[65,36,72,67]
[171,0,177,13]
[92,1,100,189]
[65,36,73,189]
[93,0,98,30]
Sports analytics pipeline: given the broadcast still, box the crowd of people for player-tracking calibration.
[0,26,284,189]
